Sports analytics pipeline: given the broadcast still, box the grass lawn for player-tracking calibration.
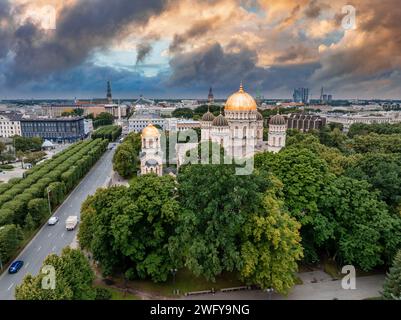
[109,268,245,297]
[95,284,141,300]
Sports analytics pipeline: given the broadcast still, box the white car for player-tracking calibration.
[48,217,59,226]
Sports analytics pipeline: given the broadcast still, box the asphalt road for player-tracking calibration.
[0,146,116,300]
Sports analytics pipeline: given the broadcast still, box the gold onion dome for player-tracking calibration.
[225,83,257,112]
[142,123,160,137]
[213,114,229,127]
[269,114,286,125]
[202,111,215,122]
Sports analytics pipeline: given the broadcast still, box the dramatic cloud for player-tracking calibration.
[0,0,400,99]
[2,0,168,85]
[136,42,153,64]
[167,42,318,97]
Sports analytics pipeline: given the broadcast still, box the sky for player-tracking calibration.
[0,0,400,100]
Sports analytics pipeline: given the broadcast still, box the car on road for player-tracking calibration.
[48,216,59,225]
[8,261,24,274]
[66,216,78,231]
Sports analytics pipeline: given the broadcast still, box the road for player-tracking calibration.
[0,146,116,300]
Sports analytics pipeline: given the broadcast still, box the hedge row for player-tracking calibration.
[0,138,108,269]
[91,125,122,142]
[0,138,108,228]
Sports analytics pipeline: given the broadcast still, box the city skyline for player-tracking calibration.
[0,0,400,100]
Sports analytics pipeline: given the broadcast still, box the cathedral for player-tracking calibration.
[140,83,287,175]
[200,83,286,158]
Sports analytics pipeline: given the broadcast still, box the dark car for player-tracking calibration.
[8,261,24,274]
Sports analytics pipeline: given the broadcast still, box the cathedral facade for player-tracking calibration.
[200,84,265,158]
[140,124,163,176]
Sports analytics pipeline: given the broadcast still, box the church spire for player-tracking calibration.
[107,80,112,103]
[239,81,244,93]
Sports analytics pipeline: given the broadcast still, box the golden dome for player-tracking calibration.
[142,124,160,137]
[225,83,257,112]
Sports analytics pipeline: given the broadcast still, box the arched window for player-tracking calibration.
[149,139,153,148]
[278,137,282,145]
[243,127,247,139]
[273,137,276,146]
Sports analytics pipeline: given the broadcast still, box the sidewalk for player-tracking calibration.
[182,271,385,300]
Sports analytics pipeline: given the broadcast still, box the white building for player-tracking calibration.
[200,84,264,158]
[140,124,163,176]
[267,114,287,153]
[0,112,22,137]
[129,116,166,133]
[326,112,401,132]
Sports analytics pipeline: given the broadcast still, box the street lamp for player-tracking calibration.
[47,187,52,215]
[266,287,274,300]
[170,268,178,294]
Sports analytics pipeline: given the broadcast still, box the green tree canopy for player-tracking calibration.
[382,249,401,300]
[79,175,180,282]
[240,176,303,294]
[0,224,23,264]
[345,153,401,208]
[112,132,141,178]
[15,248,96,300]
[13,136,43,152]
[172,108,194,119]
[318,176,401,270]
[171,163,270,281]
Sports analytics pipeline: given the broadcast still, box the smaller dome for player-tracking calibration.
[202,111,215,122]
[269,114,286,125]
[256,111,263,121]
[142,124,160,137]
[213,114,228,127]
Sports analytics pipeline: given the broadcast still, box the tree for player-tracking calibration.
[318,176,401,270]
[194,105,221,117]
[172,108,194,119]
[240,177,303,294]
[24,213,35,231]
[345,153,401,208]
[351,133,401,154]
[113,145,138,178]
[0,224,23,264]
[348,122,401,138]
[93,112,114,128]
[382,249,401,300]
[23,151,46,165]
[79,175,180,282]
[171,163,269,281]
[27,198,49,226]
[15,248,96,300]
[0,141,6,154]
[255,147,332,262]
[113,132,141,178]
[14,274,73,300]
[13,136,43,152]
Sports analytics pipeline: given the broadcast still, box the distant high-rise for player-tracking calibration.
[320,87,333,104]
[293,88,309,103]
[208,87,214,104]
[107,81,112,103]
